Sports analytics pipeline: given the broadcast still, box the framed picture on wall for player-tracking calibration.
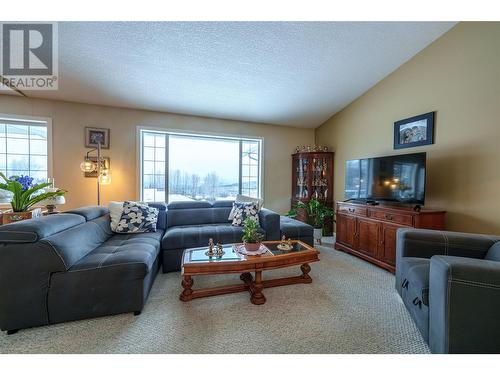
[85,127,110,149]
[393,112,435,149]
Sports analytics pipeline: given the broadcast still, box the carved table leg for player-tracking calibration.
[250,270,266,305]
[240,272,253,287]
[300,263,312,283]
[180,275,194,302]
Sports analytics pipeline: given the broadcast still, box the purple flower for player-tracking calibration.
[10,175,35,191]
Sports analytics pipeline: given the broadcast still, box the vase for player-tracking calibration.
[244,242,261,252]
[313,228,323,245]
[2,208,42,225]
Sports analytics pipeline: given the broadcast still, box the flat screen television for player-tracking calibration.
[345,152,426,205]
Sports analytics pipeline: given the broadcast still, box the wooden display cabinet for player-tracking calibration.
[291,151,334,234]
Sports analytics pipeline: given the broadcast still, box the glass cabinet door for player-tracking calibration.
[311,156,330,200]
[295,157,309,199]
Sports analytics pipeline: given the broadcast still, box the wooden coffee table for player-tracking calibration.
[179,240,320,305]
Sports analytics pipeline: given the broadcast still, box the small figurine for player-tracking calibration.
[205,238,215,257]
[216,242,225,257]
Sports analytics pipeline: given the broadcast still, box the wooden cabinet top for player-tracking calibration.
[292,151,334,157]
[337,201,446,215]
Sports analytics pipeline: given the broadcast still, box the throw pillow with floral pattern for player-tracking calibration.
[231,201,260,227]
[114,201,158,233]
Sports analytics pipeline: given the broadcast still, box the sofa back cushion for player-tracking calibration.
[485,242,500,262]
[66,206,109,221]
[145,202,167,230]
[41,214,112,270]
[166,200,232,228]
[0,213,86,243]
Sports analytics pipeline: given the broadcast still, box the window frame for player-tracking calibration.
[137,126,264,203]
[0,113,53,207]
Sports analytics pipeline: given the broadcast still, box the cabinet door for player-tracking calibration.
[293,156,310,199]
[357,218,380,257]
[336,214,357,248]
[379,224,403,266]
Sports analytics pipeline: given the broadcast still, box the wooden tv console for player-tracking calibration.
[334,201,446,273]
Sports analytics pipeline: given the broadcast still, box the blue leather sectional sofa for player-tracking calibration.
[161,200,281,272]
[0,200,312,334]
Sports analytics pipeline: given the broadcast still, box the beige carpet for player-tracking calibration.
[0,242,429,354]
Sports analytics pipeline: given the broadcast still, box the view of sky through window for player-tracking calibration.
[141,130,261,203]
[0,122,48,184]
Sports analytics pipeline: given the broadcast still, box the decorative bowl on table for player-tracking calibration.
[277,243,293,251]
[234,243,269,256]
[244,242,261,252]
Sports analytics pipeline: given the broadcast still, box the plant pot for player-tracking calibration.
[2,208,42,225]
[313,228,323,245]
[244,242,261,252]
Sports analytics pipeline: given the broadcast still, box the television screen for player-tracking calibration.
[345,152,426,204]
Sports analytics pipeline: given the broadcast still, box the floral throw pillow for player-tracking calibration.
[231,201,260,227]
[114,201,158,233]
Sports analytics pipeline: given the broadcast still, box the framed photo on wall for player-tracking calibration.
[85,127,110,149]
[394,112,435,149]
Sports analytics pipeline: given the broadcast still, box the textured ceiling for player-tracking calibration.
[6,22,456,128]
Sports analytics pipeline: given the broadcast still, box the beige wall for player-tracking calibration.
[315,22,500,234]
[0,96,314,214]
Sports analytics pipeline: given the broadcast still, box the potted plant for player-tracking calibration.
[242,217,265,252]
[287,199,335,244]
[0,173,66,224]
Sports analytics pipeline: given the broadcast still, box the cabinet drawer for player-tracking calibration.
[369,210,413,226]
[337,204,367,217]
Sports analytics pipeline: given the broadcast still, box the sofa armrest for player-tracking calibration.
[429,255,500,353]
[0,241,67,331]
[397,228,499,261]
[258,208,280,240]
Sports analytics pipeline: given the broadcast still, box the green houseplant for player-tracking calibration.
[0,173,66,223]
[287,198,335,243]
[242,217,265,252]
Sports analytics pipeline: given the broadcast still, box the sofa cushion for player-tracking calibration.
[162,223,265,250]
[108,201,124,231]
[166,205,233,227]
[212,200,234,208]
[484,241,500,262]
[69,230,163,278]
[114,201,158,233]
[228,195,264,220]
[41,215,113,269]
[66,206,109,221]
[145,202,167,230]
[167,201,212,209]
[0,213,85,243]
[231,201,260,226]
[280,216,313,239]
